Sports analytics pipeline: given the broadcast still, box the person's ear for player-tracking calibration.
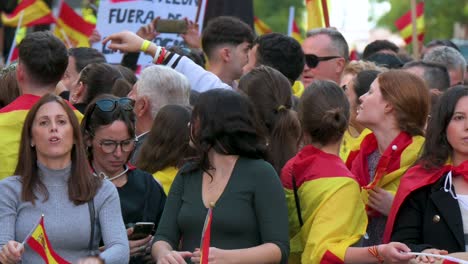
[220,47,231,63]
[16,62,25,82]
[335,57,346,74]
[134,96,149,118]
[384,102,394,114]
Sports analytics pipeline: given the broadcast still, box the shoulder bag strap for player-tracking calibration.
[292,174,304,227]
[87,199,96,253]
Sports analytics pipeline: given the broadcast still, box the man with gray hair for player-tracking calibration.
[422,46,466,86]
[128,65,191,164]
[301,28,349,88]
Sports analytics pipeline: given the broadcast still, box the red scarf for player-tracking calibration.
[383,160,468,243]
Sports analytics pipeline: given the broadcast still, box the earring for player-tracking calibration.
[31,143,35,148]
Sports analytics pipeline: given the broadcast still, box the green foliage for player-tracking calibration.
[371,0,468,43]
[253,0,306,35]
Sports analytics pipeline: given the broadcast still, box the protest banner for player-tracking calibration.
[93,0,206,65]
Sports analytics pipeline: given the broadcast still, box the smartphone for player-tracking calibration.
[156,19,188,34]
[129,222,155,240]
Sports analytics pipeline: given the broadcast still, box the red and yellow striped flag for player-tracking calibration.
[0,95,83,179]
[305,0,330,30]
[53,2,95,48]
[394,2,424,44]
[253,16,272,36]
[25,215,70,264]
[200,206,213,264]
[291,19,303,43]
[1,0,55,27]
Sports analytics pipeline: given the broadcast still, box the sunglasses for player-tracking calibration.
[94,98,134,112]
[98,138,136,154]
[305,54,341,68]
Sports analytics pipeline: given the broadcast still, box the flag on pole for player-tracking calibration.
[1,0,55,27]
[253,16,272,36]
[53,2,96,48]
[200,205,214,264]
[24,215,70,264]
[287,6,303,43]
[305,0,330,30]
[5,11,25,65]
[395,2,425,45]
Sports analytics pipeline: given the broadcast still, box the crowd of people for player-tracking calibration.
[0,13,467,264]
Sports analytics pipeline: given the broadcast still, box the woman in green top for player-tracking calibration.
[152,89,290,264]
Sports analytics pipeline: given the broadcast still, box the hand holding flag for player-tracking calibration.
[0,241,24,263]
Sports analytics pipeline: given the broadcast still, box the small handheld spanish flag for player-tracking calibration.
[23,215,70,264]
[200,203,214,264]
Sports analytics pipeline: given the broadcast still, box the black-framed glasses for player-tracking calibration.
[95,98,134,112]
[98,138,136,154]
[305,54,341,68]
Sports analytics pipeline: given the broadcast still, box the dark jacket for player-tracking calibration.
[391,173,465,253]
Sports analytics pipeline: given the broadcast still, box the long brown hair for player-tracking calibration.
[378,70,430,136]
[239,66,301,174]
[136,105,193,173]
[15,94,101,205]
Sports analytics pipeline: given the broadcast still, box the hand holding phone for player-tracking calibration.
[155,19,188,34]
[128,222,155,240]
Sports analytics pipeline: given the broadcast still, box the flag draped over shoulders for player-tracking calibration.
[0,95,83,179]
[349,132,424,216]
[340,128,372,165]
[383,160,468,243]
[281,145,367,264]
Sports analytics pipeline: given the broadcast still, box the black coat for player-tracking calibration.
[391,174,465,253]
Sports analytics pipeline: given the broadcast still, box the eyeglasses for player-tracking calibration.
[98,138,136,154]
[305,54,341,68]
[94,98,134,112]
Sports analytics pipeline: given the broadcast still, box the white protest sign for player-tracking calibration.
[93,0,205,65]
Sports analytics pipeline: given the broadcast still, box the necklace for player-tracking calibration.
[93,165,129,181]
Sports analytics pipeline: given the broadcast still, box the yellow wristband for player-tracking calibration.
[140,40,151,53]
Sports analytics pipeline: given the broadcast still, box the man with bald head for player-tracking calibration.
[301,28,349,88]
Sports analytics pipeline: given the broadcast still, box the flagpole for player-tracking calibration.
[60,28,73,48]
[287,6,294,36]
[52,0,64,32]
[6,10,24,66]
[410,0,419,58]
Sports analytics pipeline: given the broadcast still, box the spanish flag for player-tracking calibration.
[200,206,213,264]
[54,2,96,48]
[281,145,367,264]
[291,19,303,44]
[25,215,70,264]
[340,128,372,164]
[384,160,468,243]
[1,0,55,27]
[0,95,83,179]
[349,132,424,216]
[253,16,272,36]
[394,2,425,45]
[305,0,330,30]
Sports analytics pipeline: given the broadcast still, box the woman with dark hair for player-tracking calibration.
[81,94,166,264]
[0,94,129,264]
[152,89,289,264]
[340,70,380,163]
[349,70,430,246]
[238,66,301,174]
[282,80,412,264]
[0,62,20,109]
[70,63,132,113]
[386,85,468,261]
[136,104,193,195]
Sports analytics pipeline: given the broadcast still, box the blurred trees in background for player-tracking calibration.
[370,0,468,42]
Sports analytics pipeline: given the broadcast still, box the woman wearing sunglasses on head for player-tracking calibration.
[152,89,289,264]
[81,94,166,264]
[347,70,430,246]
[0,94,129,264]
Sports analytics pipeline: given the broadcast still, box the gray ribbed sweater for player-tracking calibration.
[0,162,129,263]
